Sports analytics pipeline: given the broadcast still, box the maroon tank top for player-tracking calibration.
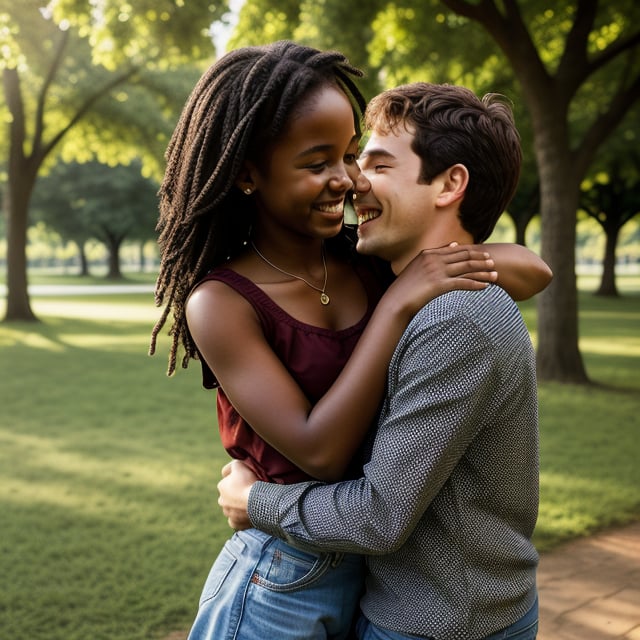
[197,262,385,484]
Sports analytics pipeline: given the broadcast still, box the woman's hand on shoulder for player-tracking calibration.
[382,243,498,318]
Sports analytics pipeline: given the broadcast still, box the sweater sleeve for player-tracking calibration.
[248,289,504,554]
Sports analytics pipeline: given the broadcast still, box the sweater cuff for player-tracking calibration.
[248,481,288,537]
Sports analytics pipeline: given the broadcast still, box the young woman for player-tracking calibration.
[150,41,551,640]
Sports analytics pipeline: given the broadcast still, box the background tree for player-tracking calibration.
[503,98,541,247]
[1,0,225,321]
[30,162,94,275]
[508,178,540,247]
[31,160,159,279]
[85,162,159,279]
[579,160,640,297]
[229,0,386,97]
[370,0,640,382]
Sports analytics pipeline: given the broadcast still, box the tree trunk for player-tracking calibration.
[535,138,589,383]
[78,241,90,277]
[106,236,123,279]
[514,217,527,246]
[595,224,619,297]
[139,240,146,273]
[4,170,38,322]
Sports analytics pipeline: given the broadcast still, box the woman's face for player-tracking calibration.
[247,85,360,241]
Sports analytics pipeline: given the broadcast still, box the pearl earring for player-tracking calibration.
[244,187,254,195]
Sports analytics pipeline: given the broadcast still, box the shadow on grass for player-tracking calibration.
[1,314,228,640]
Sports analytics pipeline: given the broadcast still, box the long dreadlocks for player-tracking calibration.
[149,41,367,376]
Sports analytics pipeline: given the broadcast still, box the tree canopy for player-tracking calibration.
[579,107,640,297]
[2,0,639,383]
[1,0,226,320]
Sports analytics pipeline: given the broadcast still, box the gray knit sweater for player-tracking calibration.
[249,285,539,639]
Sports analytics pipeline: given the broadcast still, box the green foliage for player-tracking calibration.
[31,160,160,245]
[45,0,227,68]
[1,3,208,177]
[0,1,221,171]
[294,0,385,98]
[1,0,224,318]
[228,0,300,49]
[581,164,639,232]
[368,0,500,90]
[48,61,204,179]
[576,104,640,292]
[228,0,385,97]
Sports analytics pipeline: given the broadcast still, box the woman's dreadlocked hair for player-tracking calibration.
[149,41,366,376]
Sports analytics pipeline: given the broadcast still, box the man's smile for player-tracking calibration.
[356,207,381,225]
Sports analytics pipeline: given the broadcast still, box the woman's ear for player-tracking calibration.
[436,164,468,207]
[235,163,257,195]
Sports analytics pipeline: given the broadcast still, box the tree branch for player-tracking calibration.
[574,72,640,177]
[33,28,70,160]
[557,1,640,99]
[440,0,551,94]
[557,0,597,83]
[439,0,497,23]
[42,66,140,160]
[588,29,640,75]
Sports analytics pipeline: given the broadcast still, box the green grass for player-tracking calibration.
[1,281,639,639]
[517,282,640,551]
[1,298,227,640]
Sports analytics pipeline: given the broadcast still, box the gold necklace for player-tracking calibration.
[251,241,330,305]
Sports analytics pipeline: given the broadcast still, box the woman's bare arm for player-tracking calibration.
[187,246,495,482]
[482,243,552,300]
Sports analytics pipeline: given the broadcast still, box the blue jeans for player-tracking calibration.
[187,528,365,640]
[356,598,538,640]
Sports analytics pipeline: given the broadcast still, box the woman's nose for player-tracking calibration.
[352,170,371,195]
[330,168,353,192]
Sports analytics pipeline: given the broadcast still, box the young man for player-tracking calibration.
[218,82,541,640]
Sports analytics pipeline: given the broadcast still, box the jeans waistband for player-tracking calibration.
[240,527,358,566]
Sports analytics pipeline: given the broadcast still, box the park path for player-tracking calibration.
[537,520,640,639]
[0,283,154,296]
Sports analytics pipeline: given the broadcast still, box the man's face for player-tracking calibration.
[354,126,442,274]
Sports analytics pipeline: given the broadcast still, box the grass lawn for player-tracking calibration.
[1,294,226,640]
[1,276,639,639]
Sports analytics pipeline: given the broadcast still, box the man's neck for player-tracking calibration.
[391,228,473,275]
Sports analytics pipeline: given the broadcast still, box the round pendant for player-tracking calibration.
[320,293,330,305]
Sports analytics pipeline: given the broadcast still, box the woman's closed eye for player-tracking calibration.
[305,161,328,172]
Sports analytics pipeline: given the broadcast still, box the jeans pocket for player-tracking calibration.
[198,537,241,605]
[252,538,331,593]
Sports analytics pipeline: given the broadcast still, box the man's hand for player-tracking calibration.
[217,460,259,530]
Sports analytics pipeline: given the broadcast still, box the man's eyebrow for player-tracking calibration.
[358,148,396,161]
